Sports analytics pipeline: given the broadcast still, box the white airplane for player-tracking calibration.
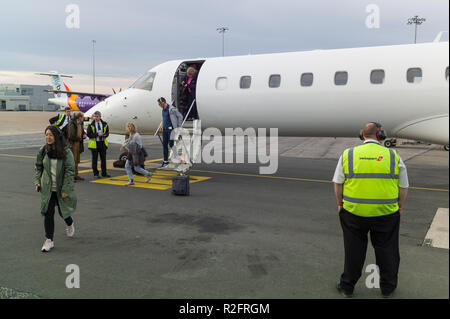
[85,41,449,148]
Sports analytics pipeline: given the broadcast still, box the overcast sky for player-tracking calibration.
[0,0,448,93]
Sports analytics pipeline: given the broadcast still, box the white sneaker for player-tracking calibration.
[41,239,54,252]
[145,174,152,183]
[125,180,134,186]
[66,222,75,237]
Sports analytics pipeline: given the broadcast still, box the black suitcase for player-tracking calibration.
[172,173,190,196]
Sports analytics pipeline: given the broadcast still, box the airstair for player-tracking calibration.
[154,99,202,173]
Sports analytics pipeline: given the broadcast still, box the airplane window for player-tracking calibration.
[446,67,449,81]
[216,77,228,90]
[370,69,385,84]
[240,76,251,89]
[334,71,348,85]
[407,68,422,83]
[130,72,156,91]
[269,74,281,88]
[300,73,314,86]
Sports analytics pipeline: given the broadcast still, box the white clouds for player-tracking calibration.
[0,0,448,76]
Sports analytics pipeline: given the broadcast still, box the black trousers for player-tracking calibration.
[339,208,400,295]
[91,141,107,176]
[44,192,73,241]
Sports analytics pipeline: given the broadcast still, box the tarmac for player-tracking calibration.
[0,112,448,299]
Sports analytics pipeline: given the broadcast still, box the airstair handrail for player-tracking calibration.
[181,99,196,128]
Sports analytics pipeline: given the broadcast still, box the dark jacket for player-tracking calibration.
[67,119,86,153]
[181,75,197,98]
[49,114,68,126]
[49,114,70,138]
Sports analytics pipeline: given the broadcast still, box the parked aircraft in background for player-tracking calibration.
[37,71,111,112]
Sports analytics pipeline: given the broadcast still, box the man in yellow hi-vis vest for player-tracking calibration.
[333,122,409,298]
[49,107,71,139]
[86,111,110,178]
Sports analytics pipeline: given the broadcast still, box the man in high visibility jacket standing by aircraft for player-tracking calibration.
[333,122,409,298]
[49,107,71,139]
[87,111,110,178]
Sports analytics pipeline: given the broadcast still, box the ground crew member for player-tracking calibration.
[333,122,409,298]
[86,111,110,178]
[49,107,71,138]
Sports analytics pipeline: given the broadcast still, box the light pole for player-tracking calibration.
[92,40,96,93]
[407,15,426,44]
[216,27,229,56]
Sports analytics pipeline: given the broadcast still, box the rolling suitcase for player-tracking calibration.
[172,173,190,196]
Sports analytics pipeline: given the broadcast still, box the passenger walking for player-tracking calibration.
[120,123,152,186]
[333,122,409,298]
[49,107,72,139]
[157,97,183,167]
[35,126,77,252]
[67,112,87,181]
[87,111,110,178]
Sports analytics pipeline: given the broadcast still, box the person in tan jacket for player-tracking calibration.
[67,112,87,181]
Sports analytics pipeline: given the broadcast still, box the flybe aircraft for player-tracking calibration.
[37,71,111,112]
[85,41,449,146]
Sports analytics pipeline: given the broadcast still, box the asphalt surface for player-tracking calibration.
[0,138,448,299]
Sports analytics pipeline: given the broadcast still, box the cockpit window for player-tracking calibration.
[131,72,156,91]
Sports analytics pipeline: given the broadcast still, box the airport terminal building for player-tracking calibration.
[0,84,59,111]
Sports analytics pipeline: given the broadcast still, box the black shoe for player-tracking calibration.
[336,281,353,298]
[102,174,111,178]
[94,173,100,178]
[160,162,169,168]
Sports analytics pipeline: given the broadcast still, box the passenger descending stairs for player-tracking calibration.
[166,119,202,172]
[155,100,202,173]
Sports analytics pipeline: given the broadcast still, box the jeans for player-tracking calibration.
[162,129,174,162]
[125,159,150,181]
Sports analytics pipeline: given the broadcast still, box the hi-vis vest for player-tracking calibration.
[55,114,65,127]
[342,142,399,217]
[88,123,108,149]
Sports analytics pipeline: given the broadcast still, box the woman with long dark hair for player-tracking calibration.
[35,126,77,252]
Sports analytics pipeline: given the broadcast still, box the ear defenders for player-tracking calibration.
[359,122,387,141]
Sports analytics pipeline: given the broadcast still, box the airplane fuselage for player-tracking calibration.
[86,42,449,145]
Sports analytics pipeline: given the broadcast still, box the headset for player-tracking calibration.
[157,97,166,105]
[359,122,387,141]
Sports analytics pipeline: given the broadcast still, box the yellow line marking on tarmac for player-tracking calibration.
[0,153,35,159]
[90,171,211,190]
[1,153,448,192]
[409,186,449,192]
[190,169,449,192]
[145,158,164,163]
[191,169,332,184]
[78,158,164,174]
